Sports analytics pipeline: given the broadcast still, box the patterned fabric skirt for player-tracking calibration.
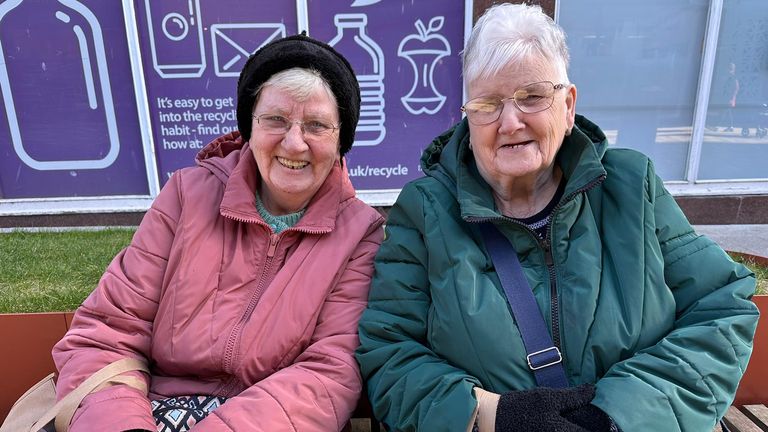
[151,395,228,432]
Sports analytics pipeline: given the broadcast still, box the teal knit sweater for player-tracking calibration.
[255,194,305,233]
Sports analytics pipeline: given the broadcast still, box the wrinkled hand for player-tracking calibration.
[494,384,596,432]
[473,387,501,432]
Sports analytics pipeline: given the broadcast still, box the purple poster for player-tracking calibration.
[0,0,149,199]
[308,0,465,190]
[134,0,299,184]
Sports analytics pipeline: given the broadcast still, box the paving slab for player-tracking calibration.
[694,225,768,258]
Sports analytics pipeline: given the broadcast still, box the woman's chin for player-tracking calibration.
[497,161,546,179]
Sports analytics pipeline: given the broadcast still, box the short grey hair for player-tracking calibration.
[462,3,570,87]
[254,67,337,106]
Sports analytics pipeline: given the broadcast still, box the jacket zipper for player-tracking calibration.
[540,173,606,350]
[214,211,329,396]
[541,238,560,349]
[470,173,606,356]
[218,231,279,395]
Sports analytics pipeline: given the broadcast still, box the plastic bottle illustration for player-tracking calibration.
[145,0,206,78]
[0,0,120,170]
[398,17,451,115]
[329,13,386,147]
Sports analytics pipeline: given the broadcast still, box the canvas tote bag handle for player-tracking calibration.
[31,357,149,432]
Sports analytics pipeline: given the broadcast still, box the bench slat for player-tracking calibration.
[723,406,763,432]
[741,405,768,429]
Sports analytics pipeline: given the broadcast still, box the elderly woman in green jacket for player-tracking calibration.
[356,3,759,432]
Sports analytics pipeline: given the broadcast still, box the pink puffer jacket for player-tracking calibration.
[52,132,385,431]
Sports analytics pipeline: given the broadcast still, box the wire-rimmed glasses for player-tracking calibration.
[253,114,340,140]
[461,81,568,125]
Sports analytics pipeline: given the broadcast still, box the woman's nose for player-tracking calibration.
[497,100,525,134]
[282,123,309,151]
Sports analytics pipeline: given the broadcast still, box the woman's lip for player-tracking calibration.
[501,140,532,148]
[277,156,309,169]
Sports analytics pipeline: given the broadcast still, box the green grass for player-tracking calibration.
[730,253,768,295]
[0,228,765,313]
[0,229,135,313]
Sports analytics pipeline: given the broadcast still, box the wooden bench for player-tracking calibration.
[2,309,766,432]
[345,396,382,432]
[0,312,382,431]
[718,405,768,431]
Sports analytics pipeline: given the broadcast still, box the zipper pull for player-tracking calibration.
[267,234,279,257]
[543,240,554,266]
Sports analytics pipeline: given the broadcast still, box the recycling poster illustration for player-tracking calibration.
[0,0,149,199]
[134,0,298,183]
[308,0,465,190]
[0,0,467,204]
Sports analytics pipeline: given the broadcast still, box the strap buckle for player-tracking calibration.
[527,347,562,371]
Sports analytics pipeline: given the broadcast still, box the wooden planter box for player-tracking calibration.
[0,312,74,421]
[730,252,768,406]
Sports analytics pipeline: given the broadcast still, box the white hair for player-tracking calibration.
[462,3,570,87]
[254,67,336,104]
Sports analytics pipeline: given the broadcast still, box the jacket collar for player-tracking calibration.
[196,132,353,233]
[421,115,608,221]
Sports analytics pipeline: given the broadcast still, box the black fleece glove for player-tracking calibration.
[563,403,617,432]
[494,384,596,432]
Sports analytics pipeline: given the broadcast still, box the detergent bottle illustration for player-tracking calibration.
[398,17,451,115]
[0,0,120,170]
[329,13,386,146]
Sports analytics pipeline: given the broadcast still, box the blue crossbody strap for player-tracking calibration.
[479,222,569,388]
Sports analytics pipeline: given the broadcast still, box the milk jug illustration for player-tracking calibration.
[398,17,451,115]
[329,13,386,146]
[0,0,120,170]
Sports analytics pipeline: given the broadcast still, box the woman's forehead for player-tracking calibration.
[468,60,556,96]
[255,86,338,117]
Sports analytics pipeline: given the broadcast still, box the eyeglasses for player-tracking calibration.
[461,81,568,126]
[253,114,340,139]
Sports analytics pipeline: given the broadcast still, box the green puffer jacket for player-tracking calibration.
[356,115,758,432]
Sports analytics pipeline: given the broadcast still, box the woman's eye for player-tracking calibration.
[471,103,499,113]
[306,121,329,132]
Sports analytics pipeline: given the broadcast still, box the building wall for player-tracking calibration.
[468,0,768,224]
[0,1,765,225]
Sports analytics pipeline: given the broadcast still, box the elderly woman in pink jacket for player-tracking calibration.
[52,34,384,431]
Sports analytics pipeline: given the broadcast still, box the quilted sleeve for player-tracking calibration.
[52,170,187,431]
[593,161,759,432]
[356,183,481,432]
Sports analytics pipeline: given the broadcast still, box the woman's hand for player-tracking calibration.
[473,387,501,432]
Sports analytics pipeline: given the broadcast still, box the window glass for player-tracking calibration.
[559,1,709,180]
[700,0,768,180]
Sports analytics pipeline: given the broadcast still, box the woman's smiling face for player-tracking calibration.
[249,84,340,215]
[466,59,576,194]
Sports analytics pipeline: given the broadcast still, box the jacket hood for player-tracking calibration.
[420,114,608,220]
[193,131,357,232]
[195,131,246,183]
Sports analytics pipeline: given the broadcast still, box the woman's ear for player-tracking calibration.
[565,84,577,131]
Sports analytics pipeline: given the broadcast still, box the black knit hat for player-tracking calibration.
[236,33,361,156]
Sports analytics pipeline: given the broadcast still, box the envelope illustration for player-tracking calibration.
[211,23,286,77]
